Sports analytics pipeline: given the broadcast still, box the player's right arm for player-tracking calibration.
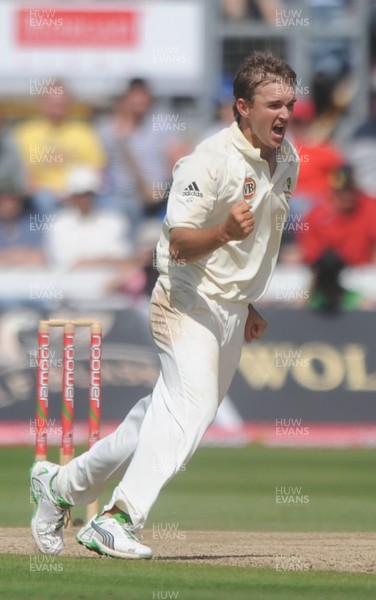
[169,200,254,263]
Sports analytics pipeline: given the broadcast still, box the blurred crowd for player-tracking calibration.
[1,74,376,310]
[0,0,375,312]
[0,78,186,300]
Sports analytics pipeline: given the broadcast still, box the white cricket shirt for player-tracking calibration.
[156,121,300,303]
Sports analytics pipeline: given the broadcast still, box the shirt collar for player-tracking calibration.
[229,121,263,160]
[229,121,296,168]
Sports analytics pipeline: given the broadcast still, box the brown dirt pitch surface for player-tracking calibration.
[0,528,375,573]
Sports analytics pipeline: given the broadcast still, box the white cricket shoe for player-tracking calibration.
[30,461,71,555]
[76,513,152,559]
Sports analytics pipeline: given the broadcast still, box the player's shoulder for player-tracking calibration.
[173,127,231,178]
[195,126,232,155]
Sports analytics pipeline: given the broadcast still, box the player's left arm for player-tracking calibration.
[244,304,267,343]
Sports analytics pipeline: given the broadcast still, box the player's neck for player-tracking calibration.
[239,122,276,163]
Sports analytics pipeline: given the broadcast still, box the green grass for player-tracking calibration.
[151,446,376,532]
[1,446,375,531]
[1,555,376,600]
[1,446,375,600]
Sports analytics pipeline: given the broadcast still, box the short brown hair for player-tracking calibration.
[233,52,297,123]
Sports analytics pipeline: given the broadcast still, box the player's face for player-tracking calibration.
[238,81,296,155]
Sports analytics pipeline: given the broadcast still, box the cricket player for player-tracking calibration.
[30,52,299,559]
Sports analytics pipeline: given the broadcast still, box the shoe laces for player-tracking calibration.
[54,506,70,531]
[110,512,139,541]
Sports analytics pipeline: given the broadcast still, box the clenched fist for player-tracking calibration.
[223,200,255,241]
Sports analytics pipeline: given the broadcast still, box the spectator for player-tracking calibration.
[96,78,176,232]
[46,166,132,270]
[298,165,376,266]
[287,98,344,216]
[14,82,105,215]
[297,165,376,311]
[0,178,45,267]
[47,165,155,299]
[279,97,344,259]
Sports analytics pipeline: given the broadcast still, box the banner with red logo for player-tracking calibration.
[0,1,204,95]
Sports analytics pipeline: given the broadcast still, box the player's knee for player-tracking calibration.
[169,383,218,428]
[190,395,218,427]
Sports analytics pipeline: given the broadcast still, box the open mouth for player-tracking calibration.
[272,125,284,136]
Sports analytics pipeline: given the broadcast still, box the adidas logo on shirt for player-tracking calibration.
[182,181,203,198]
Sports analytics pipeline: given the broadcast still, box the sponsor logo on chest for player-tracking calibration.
[243,177,256,201]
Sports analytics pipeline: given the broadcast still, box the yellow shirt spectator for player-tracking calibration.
[15,119,105,195]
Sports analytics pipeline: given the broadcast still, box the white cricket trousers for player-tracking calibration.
[57,277,248,530]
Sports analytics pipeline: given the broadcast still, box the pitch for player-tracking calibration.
[0,527,375,573]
